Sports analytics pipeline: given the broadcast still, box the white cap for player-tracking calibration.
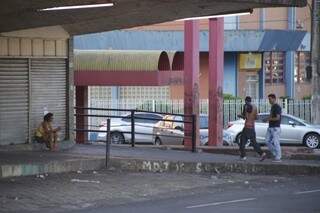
[43,107,48,115]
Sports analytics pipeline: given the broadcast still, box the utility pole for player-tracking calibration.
[311,0,320,124]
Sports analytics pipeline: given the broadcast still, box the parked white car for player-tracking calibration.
[224,113,320,149]
[152,114,231,146]
[97,112,163,144]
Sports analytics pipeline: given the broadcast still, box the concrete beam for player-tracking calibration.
[208,18,224,146]
[74,71,184,86]
[75,86,88,144]
[184,20,200,150]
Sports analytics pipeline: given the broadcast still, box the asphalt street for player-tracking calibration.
[70,175,320,213]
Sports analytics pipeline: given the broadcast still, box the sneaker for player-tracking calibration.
[272,159,282,163]
[259,153,267,162]
[240,157,247,161]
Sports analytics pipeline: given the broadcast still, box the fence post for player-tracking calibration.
[131,110,135,147]
[222,100,225,127]
[191,114,196,153]
[106,119,111,168]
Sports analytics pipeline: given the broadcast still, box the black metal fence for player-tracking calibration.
[74,107,197,156]
[90,99,312,128]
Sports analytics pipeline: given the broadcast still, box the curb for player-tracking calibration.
[158,145,319,161]
[0,140,76,152]
[1,156,320,178]
[0,158,105,178]
[109,157,320,176]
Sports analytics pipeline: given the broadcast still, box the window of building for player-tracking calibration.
[89,86,112,99]
[295,52,311,83]
[264,52,285,84]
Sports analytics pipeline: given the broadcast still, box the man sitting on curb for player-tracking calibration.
[35,112,61,151]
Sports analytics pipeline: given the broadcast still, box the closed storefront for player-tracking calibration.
[0,59,29,145]
[31,58,67,141]
[0,35,69,145]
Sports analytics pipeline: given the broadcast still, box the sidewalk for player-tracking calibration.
[0,144,319,178]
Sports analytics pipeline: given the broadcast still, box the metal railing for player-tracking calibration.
[74,107,197,156]
[90,98,312,126]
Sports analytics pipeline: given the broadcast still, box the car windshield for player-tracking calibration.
[257,114,310,125]
[199,116,208,129]
[289,116,310,125]
[121,113,162,124]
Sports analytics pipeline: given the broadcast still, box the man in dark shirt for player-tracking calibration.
[264,94,282,162]
[238,96,266,161]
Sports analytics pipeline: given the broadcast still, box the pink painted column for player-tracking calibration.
[208,18,224,146]
[184,20,200,149]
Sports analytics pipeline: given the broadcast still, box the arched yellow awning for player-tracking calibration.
[74,50,170,72]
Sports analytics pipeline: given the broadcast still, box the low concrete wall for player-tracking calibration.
[109,157,320,176]
[0,158,105,178]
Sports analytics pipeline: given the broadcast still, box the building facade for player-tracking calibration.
[75,4,312,100]
[0,27,73,145]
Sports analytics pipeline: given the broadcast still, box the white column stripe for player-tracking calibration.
[186,198,256,209]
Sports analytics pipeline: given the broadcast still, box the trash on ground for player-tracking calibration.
[70,179,100,184]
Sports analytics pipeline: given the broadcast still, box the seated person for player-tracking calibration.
[35,112,61,151]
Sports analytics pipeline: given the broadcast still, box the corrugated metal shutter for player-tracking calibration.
[31,58,67,141]
[0,58,29,145]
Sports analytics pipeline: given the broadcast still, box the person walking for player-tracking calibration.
[238,96,266,161]
[264,94,282,162]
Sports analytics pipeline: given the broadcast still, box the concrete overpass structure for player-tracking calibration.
[0,0,306,148]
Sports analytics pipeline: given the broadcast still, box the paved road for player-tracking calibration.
[70,175,320,213]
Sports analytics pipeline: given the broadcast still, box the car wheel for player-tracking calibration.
[110,132,125,144]
[154,137,162,146]
[236,133,251,147]
[303,133,320,149]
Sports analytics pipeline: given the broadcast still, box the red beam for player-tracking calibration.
[74,70,184,86]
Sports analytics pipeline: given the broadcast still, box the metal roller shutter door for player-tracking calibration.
[0,58,29,145]
[31,58,67,141]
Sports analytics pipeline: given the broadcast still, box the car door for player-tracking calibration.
[255,114,269,143]
[118,115,133,142]
[170,116,184,145]
[156,115,174,144]
[279,115,303,144]
[134,113,162,143]
[156,115,183,145]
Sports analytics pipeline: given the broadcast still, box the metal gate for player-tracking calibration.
[0,58,29,145]
[30,58,67,141]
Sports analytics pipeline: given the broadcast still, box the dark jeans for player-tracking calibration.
[35,136,50,149]
[240,128,263,158]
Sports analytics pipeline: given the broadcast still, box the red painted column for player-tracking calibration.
[184,20,200,149]
[75,86,88,144]
[208,18,224,146]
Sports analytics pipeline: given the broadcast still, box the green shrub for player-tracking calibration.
[223,93,240,100]
[302,95,312,100]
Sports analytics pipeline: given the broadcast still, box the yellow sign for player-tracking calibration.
[239,53,262,70]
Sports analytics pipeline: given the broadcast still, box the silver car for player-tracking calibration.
[225,113,320,149]
[152,114,230,146]
[97,112,163,144]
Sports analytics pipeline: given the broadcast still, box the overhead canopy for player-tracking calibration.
[0,0,306,35]
[74,50,171,71]
[75,30,310,52]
